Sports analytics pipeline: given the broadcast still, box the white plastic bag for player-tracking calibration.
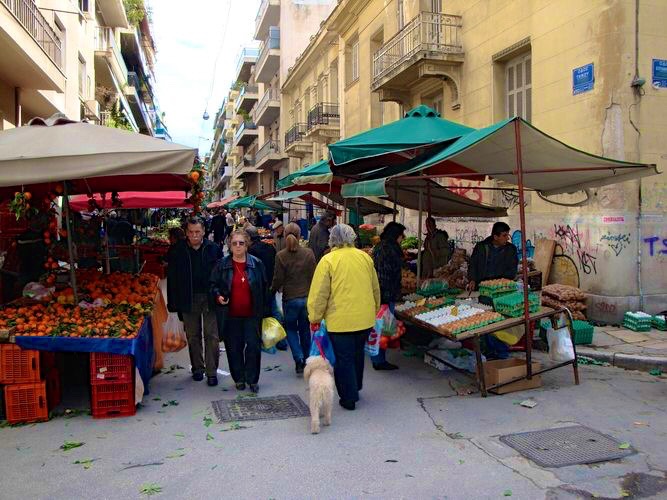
[162,313,187,352]
[547,326,575,363]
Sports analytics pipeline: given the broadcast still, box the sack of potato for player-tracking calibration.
[542,284,588,319]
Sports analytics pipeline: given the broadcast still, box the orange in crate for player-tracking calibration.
[90,352,133,382]
[90,380,136,419]
[0,345,50,383]
[4,382,49,424]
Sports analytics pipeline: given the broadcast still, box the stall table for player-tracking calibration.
[396,305,580,396]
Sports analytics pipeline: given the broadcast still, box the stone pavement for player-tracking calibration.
[577,326,667,373]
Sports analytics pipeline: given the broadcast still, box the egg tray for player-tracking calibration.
[479,287,516,299]
[424,297,455,309]
[493,292,541,317]
[440,312,505,336]
[478,279,517,298]
[623,321,651,332]
[652,316,666,331]
[623,312,653,331]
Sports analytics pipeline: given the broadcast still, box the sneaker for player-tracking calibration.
[192,372,204,382]
[235,382,246,391]
[207,376,218,387]
[295,361,305,375]
[249,383,259,393]
[339,399,355,411]
[373,362,399,371]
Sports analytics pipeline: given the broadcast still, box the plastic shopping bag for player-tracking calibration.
[310,321,336,366]
[162,313,187,353]
[261,317,287,349]
[547,326,575,363]
[378,304,398,337]
[364,329,381,356]
[492,325,524,346]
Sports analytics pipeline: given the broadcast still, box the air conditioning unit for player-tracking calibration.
[84,100,100,120]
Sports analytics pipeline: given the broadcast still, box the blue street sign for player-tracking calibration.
[573,63,594,95]
[652,59,667,88]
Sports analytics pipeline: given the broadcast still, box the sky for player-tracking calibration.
[150,0,261,155]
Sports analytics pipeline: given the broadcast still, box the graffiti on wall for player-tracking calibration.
[552,223,599,275]
[600,232,631,257]
[511,230,535,258]
[454,227,484,248]
[498,189,529,210]
[643,236,667,257]
[448,179,483,203]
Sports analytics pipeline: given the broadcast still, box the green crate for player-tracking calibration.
[571,320,594,345]
[652,315,666,331]
[493,292,541,317]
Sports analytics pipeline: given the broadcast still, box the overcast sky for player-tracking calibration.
[151,0,261,154]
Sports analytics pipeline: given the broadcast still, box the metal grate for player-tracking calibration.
[212,394,310,423]
[499,425,636,468]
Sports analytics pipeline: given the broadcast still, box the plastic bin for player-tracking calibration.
[90,380,136,419]
[0,345,48,383]
[90,353,133,382]
[571,320,594,345]
[4,382,49,424]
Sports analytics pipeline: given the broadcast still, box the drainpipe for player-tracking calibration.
[633,0,644,311]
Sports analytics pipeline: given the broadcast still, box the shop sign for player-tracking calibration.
[573,63,594,95]
[652,59,667,88]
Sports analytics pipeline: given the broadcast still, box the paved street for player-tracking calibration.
[1,348,666,500]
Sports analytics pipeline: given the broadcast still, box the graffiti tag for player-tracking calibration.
[499,189,527,210]
[600,232,631,257]
[511,230,535,258]
[643,236,667,257]
[449,179,483,203]
[552,224,598,275]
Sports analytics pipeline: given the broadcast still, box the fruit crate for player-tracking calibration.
[4,382,49,424]
[90,380,136,419]
[652,315,666,331]
[90,352,133,382]
[45,368,61,409]
[623,312,652,332]
[571,320,594,345]
[0,387,5,421]
[493,292,541,317]
[0,345,53,383]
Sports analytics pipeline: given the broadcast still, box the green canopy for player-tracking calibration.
[226,195,276,210]
[275,160,333,190]
[341,117,659,197]
[328,105,474,175]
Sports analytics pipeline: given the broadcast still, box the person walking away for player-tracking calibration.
[225,210,235,238]
[307,224,380,411]
[167,218,223,386]
[308,210,336,262]
[467,221,519,359]
[272,223,316,374]
[210,209,227,247]
[210,230,270,393]
[422,216,450,278]
[372,222,406,371]
[272,220,286,253]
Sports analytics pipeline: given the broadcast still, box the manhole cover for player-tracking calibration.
[499,425,636,468]
[212,394,310,423]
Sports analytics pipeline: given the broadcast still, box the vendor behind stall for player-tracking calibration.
[466,222,518,290]
[422,217,450,278]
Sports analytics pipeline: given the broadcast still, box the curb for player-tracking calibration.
[577,347,667,373]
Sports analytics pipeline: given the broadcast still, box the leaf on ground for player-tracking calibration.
[60,441,85,451]
[211,465,218,470]
[458,460,465,465]
[385,459,398,463]
[448,432,464,439]
[649,369,663,376]
[73,458,97,470]
[152,397,161,401]
[203,416,213,427]
[618,442,631,449]
[173,432,185,438]
[165,450,186,459]
[206,433,215,441]
[620,489,631,497]
[140,483,162,496]
[503,490,513,497]
[162,400,179,407]
[220,422,250,432]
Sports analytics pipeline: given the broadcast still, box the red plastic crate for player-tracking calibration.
[45,369,61,409]
[4,382,49,424]
[90,380,136,419]
[90,352,133,382]
[0,345,46,383]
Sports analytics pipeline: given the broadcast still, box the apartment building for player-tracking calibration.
[1,0,166,137]
[282,0,667,320]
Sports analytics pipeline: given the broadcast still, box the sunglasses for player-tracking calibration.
[231,241,246,247]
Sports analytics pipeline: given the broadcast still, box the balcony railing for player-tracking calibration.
[254,88,279,118]
[285,123,308,148]
[95,26,129,79]
[234,120,258,140]
[372,12,463,86]
[257,26,280,69]
[255,0,270,22]
[235,47,260,77]
[99,111,111,127]
[307,103,340,131]
[1,0,63,69]
[256,140,280,162]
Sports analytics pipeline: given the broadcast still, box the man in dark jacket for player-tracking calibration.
[308,210,336,262]
[210,209,227,246]
[467,222,518,290]
[167,218,223,386]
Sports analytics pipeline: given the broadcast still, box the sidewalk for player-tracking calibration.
[576,325,667,373]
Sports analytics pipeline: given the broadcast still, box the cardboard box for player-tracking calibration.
[482,358,542,394]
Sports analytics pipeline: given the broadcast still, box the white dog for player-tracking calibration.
[303,355,334,434]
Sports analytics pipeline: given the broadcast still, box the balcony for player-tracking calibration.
[255,0,280,40]
[235,47,260,83]
[254,88,280,126]
[125,71,155,135]
[234,84,259,113]
[96,0,129,28]
[120,27,155,83]
[371,12,463,103]
[233,120,259,147]
[0,0,65,92]
[255,27,280,83]
[255,140,286,170]
[234,156,260,179]
[284,123,312,158]
[95,27,129,91]
[306,103,340,143]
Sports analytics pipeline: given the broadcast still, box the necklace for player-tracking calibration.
[234,261,247,283]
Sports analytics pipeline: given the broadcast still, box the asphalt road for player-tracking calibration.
[1,348,666,500]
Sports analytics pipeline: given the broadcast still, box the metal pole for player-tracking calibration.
[514,120,532,379]
[62,182,79,303]
[417,187,423,288]
[392,181,398,222]
[104,216,111,274]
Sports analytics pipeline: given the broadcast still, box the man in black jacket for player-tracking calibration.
[210,209,227,246]
[467,222,518,291]
[167,218,223,386]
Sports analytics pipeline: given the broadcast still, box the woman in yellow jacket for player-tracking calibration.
[307,223,381,410]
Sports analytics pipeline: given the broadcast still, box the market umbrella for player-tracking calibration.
[69,191,192,211]
[226,195,278,211]
[264,190,395,217]
[328,105,475,177]
[207,195,238,209]
[275,160,335,190]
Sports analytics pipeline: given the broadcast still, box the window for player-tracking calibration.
[345,37,359,86]
[431,0,442,13]
[78,55,86,98]
[397,0,405,30]
[79,0,89,13]
[351,40,359,82]
[54,17,65,71]
[506,54,532,120]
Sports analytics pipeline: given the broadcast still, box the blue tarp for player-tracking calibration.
[15,317,154,394]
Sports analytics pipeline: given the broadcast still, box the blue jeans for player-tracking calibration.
[283,298,310,363]
[371,302,395,365]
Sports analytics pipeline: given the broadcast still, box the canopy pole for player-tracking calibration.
[514,120,532,379]
[417,187,423,288]
[392,181,398,222]
[62,182,79,303]
[427,181,432,217]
